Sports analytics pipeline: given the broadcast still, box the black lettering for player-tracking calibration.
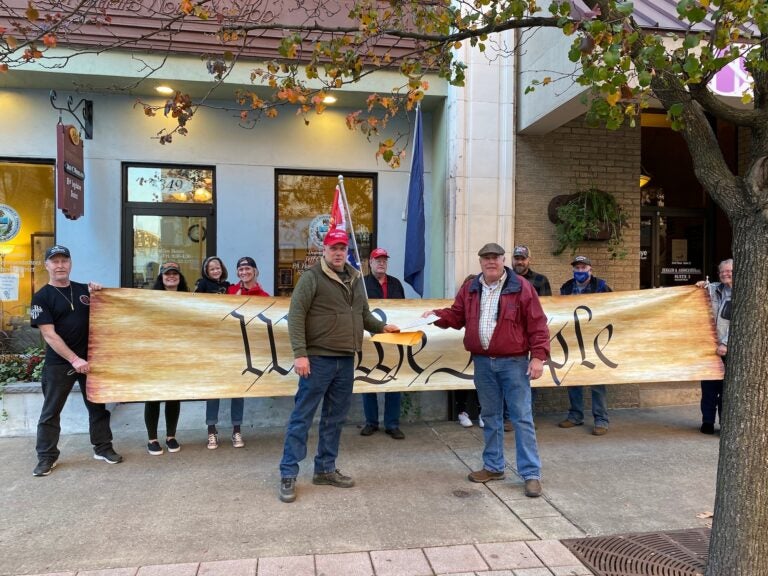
[545,324,570,386]
[593,324,618,368]
[573,305,596,369]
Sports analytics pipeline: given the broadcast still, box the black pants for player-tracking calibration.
[144,401,181,439]
[36,363,114,461]
[700,380,723,424]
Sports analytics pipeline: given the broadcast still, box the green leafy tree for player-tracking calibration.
[2,1,767,572]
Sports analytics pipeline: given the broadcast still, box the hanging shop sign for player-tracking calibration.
[56,124,85,220]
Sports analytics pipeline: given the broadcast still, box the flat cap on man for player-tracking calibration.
[478,243,505,256]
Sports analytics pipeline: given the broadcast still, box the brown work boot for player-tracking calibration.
[468,469,505,483]
[503,420,513,432]
[312,469,355,488]
[524,479,542,498]
[558,419,583,428]
[592,426,608,436]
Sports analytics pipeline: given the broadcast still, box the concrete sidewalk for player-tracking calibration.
[0,405,718,576]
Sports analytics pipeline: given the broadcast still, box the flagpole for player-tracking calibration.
[337,174,368,297]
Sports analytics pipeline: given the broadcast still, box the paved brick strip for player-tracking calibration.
[20,539,593,576]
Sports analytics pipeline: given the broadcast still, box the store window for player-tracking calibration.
[122,164,216,288]
[0,160,55,353]
[275,171,376,296]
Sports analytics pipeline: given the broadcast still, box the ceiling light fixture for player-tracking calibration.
[322,95,337,104]
[156,86,175,95]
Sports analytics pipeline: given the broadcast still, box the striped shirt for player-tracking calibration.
[478,270,506,350]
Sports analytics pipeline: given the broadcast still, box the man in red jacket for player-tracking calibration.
[428,243,550,497]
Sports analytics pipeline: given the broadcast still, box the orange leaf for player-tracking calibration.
[26,2,39,20]
[42,33,56,48]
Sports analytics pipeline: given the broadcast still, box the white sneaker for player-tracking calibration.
[207,433,219,450]
[232,432,245,448]
[458,412,473,428]
[478,415,485,428]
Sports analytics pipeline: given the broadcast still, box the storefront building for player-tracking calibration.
[0,4,739,411]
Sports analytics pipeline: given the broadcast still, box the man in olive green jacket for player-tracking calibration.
[279,229,399,503]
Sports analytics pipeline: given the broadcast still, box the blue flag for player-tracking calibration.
[404,106,425,296]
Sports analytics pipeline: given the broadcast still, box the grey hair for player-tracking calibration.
[718,259,733,271]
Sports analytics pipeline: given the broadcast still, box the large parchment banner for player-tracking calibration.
[87,286,723,402]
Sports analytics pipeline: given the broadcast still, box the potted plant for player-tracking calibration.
[549,187,628,259]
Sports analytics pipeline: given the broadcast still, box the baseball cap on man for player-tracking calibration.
[160,262,181,274]
[323,229,349,246]
[571,255,592,266]
[45,245,71,260]
[478,243,505,257]
[236,256,257,269]
[370,248,389,260]
[513,245,530,258]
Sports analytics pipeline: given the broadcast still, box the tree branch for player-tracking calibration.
[688,83,768,128]
[226,16,563,43]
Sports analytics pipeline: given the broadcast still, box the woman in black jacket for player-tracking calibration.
[145,262,189,455]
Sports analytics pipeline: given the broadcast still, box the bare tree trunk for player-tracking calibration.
[706,200,768,576]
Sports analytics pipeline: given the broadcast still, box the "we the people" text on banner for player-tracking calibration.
[86,286,723,403]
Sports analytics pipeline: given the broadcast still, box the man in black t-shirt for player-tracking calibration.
[29,245,122,476]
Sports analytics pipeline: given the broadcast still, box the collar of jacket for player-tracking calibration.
[468,266,521,295]
[320,257,361,285]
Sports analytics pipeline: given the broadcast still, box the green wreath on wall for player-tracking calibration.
[548,188,628,259]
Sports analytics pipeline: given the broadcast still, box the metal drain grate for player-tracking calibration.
[562,527,710,576]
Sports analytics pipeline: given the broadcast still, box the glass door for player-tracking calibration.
[640,207,706,288]
[129,214,209,288]
[122,164,215,288]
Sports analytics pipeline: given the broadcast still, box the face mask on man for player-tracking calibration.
[573,270,590,283]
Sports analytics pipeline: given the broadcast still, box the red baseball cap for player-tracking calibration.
[323,229,349,246]
[370,248,389,259]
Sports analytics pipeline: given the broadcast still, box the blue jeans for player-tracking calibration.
[362,392,401,429]
[280,356,354,479]
[503,388,537,421]
[472,355,541,480]
[566,386,609,427]
[206,398,244,426]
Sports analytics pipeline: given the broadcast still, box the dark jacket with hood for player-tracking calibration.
[194,256,230,294]
[433,266,550,360]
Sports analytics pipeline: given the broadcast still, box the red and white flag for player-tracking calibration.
[329,185,346,231]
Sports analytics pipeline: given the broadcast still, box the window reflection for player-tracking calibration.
[0,161,55,353]
[276,172,375,296]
